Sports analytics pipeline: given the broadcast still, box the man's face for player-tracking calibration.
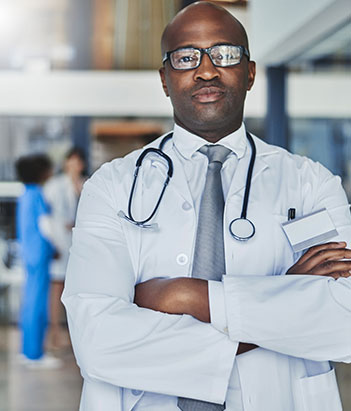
[159,8,256,139]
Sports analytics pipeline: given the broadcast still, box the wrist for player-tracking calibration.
[176,278,210,322]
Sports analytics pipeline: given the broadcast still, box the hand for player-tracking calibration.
[286,242,351,279]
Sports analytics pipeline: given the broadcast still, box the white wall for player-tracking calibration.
[0,69,350,118]
[0,70,172,117]
[0,69,265,117]
[288,72,351,118]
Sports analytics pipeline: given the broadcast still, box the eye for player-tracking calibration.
[216,52,235,60]
[171,49,200,69]
[179,55,194,63]
[211,46,241,65]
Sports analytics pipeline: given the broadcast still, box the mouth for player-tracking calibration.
[192,86,225,103]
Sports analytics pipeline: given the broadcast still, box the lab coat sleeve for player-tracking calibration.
[208,280,228,335]
[223,275,351,362]
[62,163,237,404]
[222,162,351,362]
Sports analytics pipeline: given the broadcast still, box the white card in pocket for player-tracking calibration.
[281,208,338,252]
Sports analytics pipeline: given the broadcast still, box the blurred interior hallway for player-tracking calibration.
[0,326,82,411]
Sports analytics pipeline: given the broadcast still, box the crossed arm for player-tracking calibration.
[134,242,351,354]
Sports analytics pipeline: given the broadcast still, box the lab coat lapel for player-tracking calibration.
[168,152,193,204]
[226,152,267,200]
[226,136,277,199]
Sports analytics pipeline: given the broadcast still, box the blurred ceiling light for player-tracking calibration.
[0,3,20,36]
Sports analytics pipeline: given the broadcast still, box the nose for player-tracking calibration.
[194,53,220,81]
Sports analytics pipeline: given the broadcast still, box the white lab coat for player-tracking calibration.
[44,174,80,280]
[62,131,351,411]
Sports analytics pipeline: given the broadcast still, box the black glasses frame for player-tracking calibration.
[162,44,250,70]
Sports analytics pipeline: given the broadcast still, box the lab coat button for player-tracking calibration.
[176,253,188,265]
[182,201,192,210]
[132,389,142,396]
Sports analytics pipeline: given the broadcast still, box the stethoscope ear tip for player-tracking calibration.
[117,210,127,219]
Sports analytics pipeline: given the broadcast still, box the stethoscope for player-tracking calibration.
[117,133,174,230]
[118,131,257,241]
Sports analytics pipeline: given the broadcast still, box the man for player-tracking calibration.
[62,2,351,410]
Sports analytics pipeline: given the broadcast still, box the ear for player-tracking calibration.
[159,67,169,97]
[247,60,256,91]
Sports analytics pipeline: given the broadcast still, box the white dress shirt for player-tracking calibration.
[172,123,248,334]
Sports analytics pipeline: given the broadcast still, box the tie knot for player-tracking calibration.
[199,145,231,165]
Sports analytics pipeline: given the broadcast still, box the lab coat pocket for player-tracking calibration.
[298,368,342,411]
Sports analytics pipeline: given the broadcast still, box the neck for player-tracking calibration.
[174,118,242,143]
[66,170,80,180]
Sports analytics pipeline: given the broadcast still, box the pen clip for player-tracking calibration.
[288,208,296,221]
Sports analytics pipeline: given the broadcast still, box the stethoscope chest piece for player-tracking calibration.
[229,217,255,241]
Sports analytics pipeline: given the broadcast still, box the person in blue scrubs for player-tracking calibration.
[15,154,59,365]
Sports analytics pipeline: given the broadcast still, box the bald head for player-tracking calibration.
[161,1,249,56]
[158,0,256,141]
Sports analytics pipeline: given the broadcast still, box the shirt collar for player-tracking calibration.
[172,123,247,160]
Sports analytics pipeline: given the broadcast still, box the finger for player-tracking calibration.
[323,271,351,279]
[302,248,351,271]
[297,247,350,272]
[309,260,351,276]
[297,242,346,264]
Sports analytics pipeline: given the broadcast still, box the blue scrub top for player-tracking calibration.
[17,184,54,267]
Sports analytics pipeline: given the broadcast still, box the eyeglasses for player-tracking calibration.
[162,44,250,70]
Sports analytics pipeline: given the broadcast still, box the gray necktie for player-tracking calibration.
[178,145,231,411]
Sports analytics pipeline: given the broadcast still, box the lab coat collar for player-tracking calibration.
[172,123,247,160]
[254,135,281,158]
[150,128,281,203]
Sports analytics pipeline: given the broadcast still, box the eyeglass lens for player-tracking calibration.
[170,45,243,69]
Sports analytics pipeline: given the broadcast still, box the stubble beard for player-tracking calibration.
[175,94,242,136]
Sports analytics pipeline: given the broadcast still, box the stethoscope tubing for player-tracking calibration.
[120,131,257,240]
[240,132,256,220]
[126,133,173,226]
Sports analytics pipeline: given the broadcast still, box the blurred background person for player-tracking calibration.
[15,154,62,369]
[44,147,86,350]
